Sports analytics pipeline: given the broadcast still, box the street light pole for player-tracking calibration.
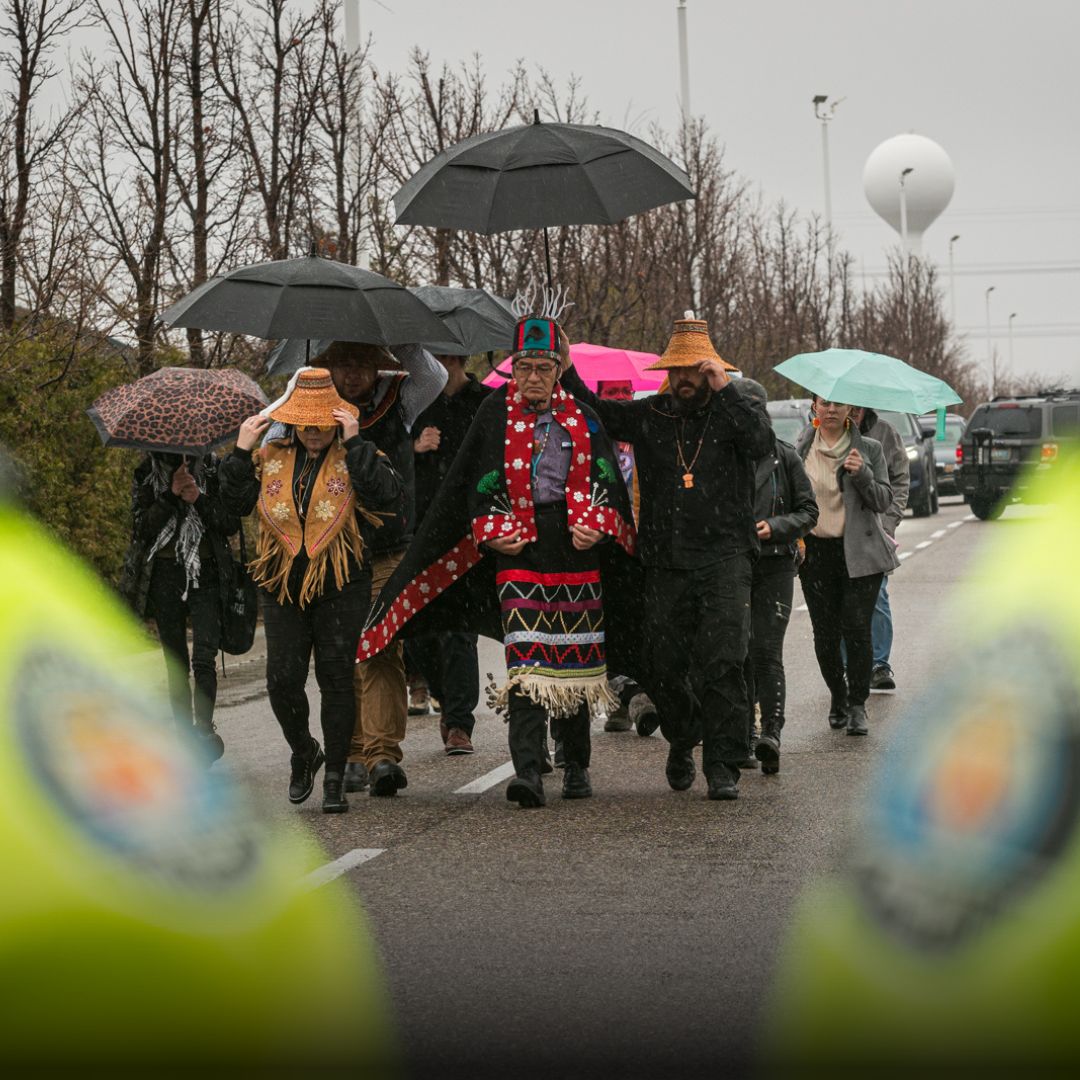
[898,167,914,255]
[344,0,367,269]
[677,2,691,125]
[985,285,996,398]
[1008,312,1017,370]
[812,95,843,231]
[948,233,960,326]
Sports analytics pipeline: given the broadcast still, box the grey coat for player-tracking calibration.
[861,409,910,537]
[795,425,901,579]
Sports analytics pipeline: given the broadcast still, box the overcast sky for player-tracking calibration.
[344,0,1078,385]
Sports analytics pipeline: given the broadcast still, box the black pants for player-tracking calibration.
[262,574,371,774]
[149,557,221,729]
[508,691,590,778]
[743,556,795,743]
[406,632,480,736]
[643,555,753,779]
[799,536,883,707]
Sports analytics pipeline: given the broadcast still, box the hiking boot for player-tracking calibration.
[321,772,349,814]
[755,731,781,775]
[288,738,324,804]
[561,763,593,799]
[630,693,660,737]
[506,771,545,808]
[665,746,696,791]
[707,767,739,801]
[846,703,869,736]
[870,664,896,691]
[369,760,408,797]
[343,761,369,793]
[445,727,475,755]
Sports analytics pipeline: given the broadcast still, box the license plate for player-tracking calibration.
[991,448,1012,463]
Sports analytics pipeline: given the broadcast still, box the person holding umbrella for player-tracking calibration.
[794,397,898,736]
[120,452,239,761]
[219,368,402,813]
[560,314,774,801]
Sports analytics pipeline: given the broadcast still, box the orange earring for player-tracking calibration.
[811,416,821,428]
[844,417,851,430]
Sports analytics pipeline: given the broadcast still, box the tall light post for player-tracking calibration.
[948,233,960,326]
[898,167,914,254]
[985,285,996,398]
[344,0,367,269]
[677,1,691,125]
[1008,311,1018,370]
[812,94,843,230]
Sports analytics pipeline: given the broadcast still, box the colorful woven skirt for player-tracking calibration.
[490,504,616,719]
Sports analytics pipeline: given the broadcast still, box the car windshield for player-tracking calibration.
[874,410,916,441]
[968,405,1043,437]
[772,416,808,443]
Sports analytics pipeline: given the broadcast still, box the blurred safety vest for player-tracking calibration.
[767,448,1080,1070]
[0,491,395,1070]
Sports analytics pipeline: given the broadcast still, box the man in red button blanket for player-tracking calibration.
[358,288,641,808]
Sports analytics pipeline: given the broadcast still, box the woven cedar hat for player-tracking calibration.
[645,310,737,371]
[263,367,359,427]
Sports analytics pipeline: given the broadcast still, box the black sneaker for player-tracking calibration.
[343,761,369,793]
[288,738,324,804]
[561,763,593,799]
[665,746,696,791]
[506,772,545,808]
[321,772,349,814]
[870,665,896,691]
[369,760,408,797]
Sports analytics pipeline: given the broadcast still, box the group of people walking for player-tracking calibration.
[123,292,911,813]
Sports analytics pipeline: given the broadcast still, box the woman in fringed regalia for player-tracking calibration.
[219,368,402,813]
[358,288,643,808]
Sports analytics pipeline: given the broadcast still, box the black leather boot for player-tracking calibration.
[665,746,696,791]
[506,771,545,808]
[827,693,849,730]
[846,703,869,736]
[561,762,593,799]
[288,738,324,804]
[707,765,739,801]
[321,771,349,814]
[755,726,781,775]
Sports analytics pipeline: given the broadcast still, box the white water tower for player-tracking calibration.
[863,134,954,255]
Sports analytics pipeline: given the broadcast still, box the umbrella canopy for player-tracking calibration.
[161,253,455,348]
[774,348,962,413]
[87,367,269,456]
[393,119,695,234]
[409,285,516,355]
[483,342,666,391]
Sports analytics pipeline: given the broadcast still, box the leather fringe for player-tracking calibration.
[486,669,617,721]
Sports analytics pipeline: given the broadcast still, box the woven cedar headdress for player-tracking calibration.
[510,282,574,362]
[261,367,360,427]
[645,310,736,371]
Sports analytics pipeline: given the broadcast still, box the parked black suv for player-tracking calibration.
[957,390,1080,520]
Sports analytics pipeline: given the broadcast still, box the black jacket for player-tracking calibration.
[753,439,819,561]
[561,367,775,569]
[412,375,491,520]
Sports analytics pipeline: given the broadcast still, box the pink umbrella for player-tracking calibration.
[483,341,665,390]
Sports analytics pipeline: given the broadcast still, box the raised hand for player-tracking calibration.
[236,414,271,451]
[843,447,864,475]
[697,359,731,391]
[333,406,359,441]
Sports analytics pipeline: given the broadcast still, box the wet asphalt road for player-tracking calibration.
[191,497,1022,1078]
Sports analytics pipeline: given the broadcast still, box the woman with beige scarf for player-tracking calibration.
[795,396,899,736]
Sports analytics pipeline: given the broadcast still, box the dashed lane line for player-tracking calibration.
[300,848,386,891]
[454,760,516,795]
[931,529,947,539]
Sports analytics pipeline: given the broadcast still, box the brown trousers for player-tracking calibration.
[348,550,408,767]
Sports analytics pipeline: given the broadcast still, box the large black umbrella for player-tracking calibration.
[161,252,456,348]
[87,367,269,456]
[393,112,695,281]
[265,284,516,375]
[408,285,515,355]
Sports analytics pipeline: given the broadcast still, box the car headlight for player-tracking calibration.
[906,447,919,461]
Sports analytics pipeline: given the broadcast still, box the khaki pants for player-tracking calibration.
[348,550,408,767]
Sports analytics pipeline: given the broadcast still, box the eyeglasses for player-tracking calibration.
[512,361,557,378]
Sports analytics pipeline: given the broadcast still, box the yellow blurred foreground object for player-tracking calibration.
[0,499,395,1071]
[768,448,1080,1071]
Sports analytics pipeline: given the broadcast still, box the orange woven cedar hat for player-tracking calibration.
[263,367,360,427]
[645,310,737,372]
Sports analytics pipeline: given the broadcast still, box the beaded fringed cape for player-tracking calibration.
[358,383,646,718]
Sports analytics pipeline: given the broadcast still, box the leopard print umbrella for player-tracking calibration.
[87,366,269,455]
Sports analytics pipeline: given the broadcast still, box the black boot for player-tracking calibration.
[707,765,739,801]
[846,703,869,736]
[561,762,593,799]
[665,746,696,791]
[322,771,349,814]
[369,760,408,797]
[755,726,781,775]
[827,692,849,730]
[343,761,369,793]
[288,738,324,804]
[506,771,545,808]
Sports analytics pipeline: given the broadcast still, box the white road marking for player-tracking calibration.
[965,513,976,521]
[931,529,947,539]
[899,551,913,560]
[948,521,963,529]
[300,848,385,891]
[454,760,516,795]
[916,540,933,549]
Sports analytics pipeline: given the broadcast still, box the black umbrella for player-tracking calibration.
[161,252,456,348]
[393,111,695,282]
[408,285,515,355]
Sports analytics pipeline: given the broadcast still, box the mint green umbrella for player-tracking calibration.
[775,348,962,413]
